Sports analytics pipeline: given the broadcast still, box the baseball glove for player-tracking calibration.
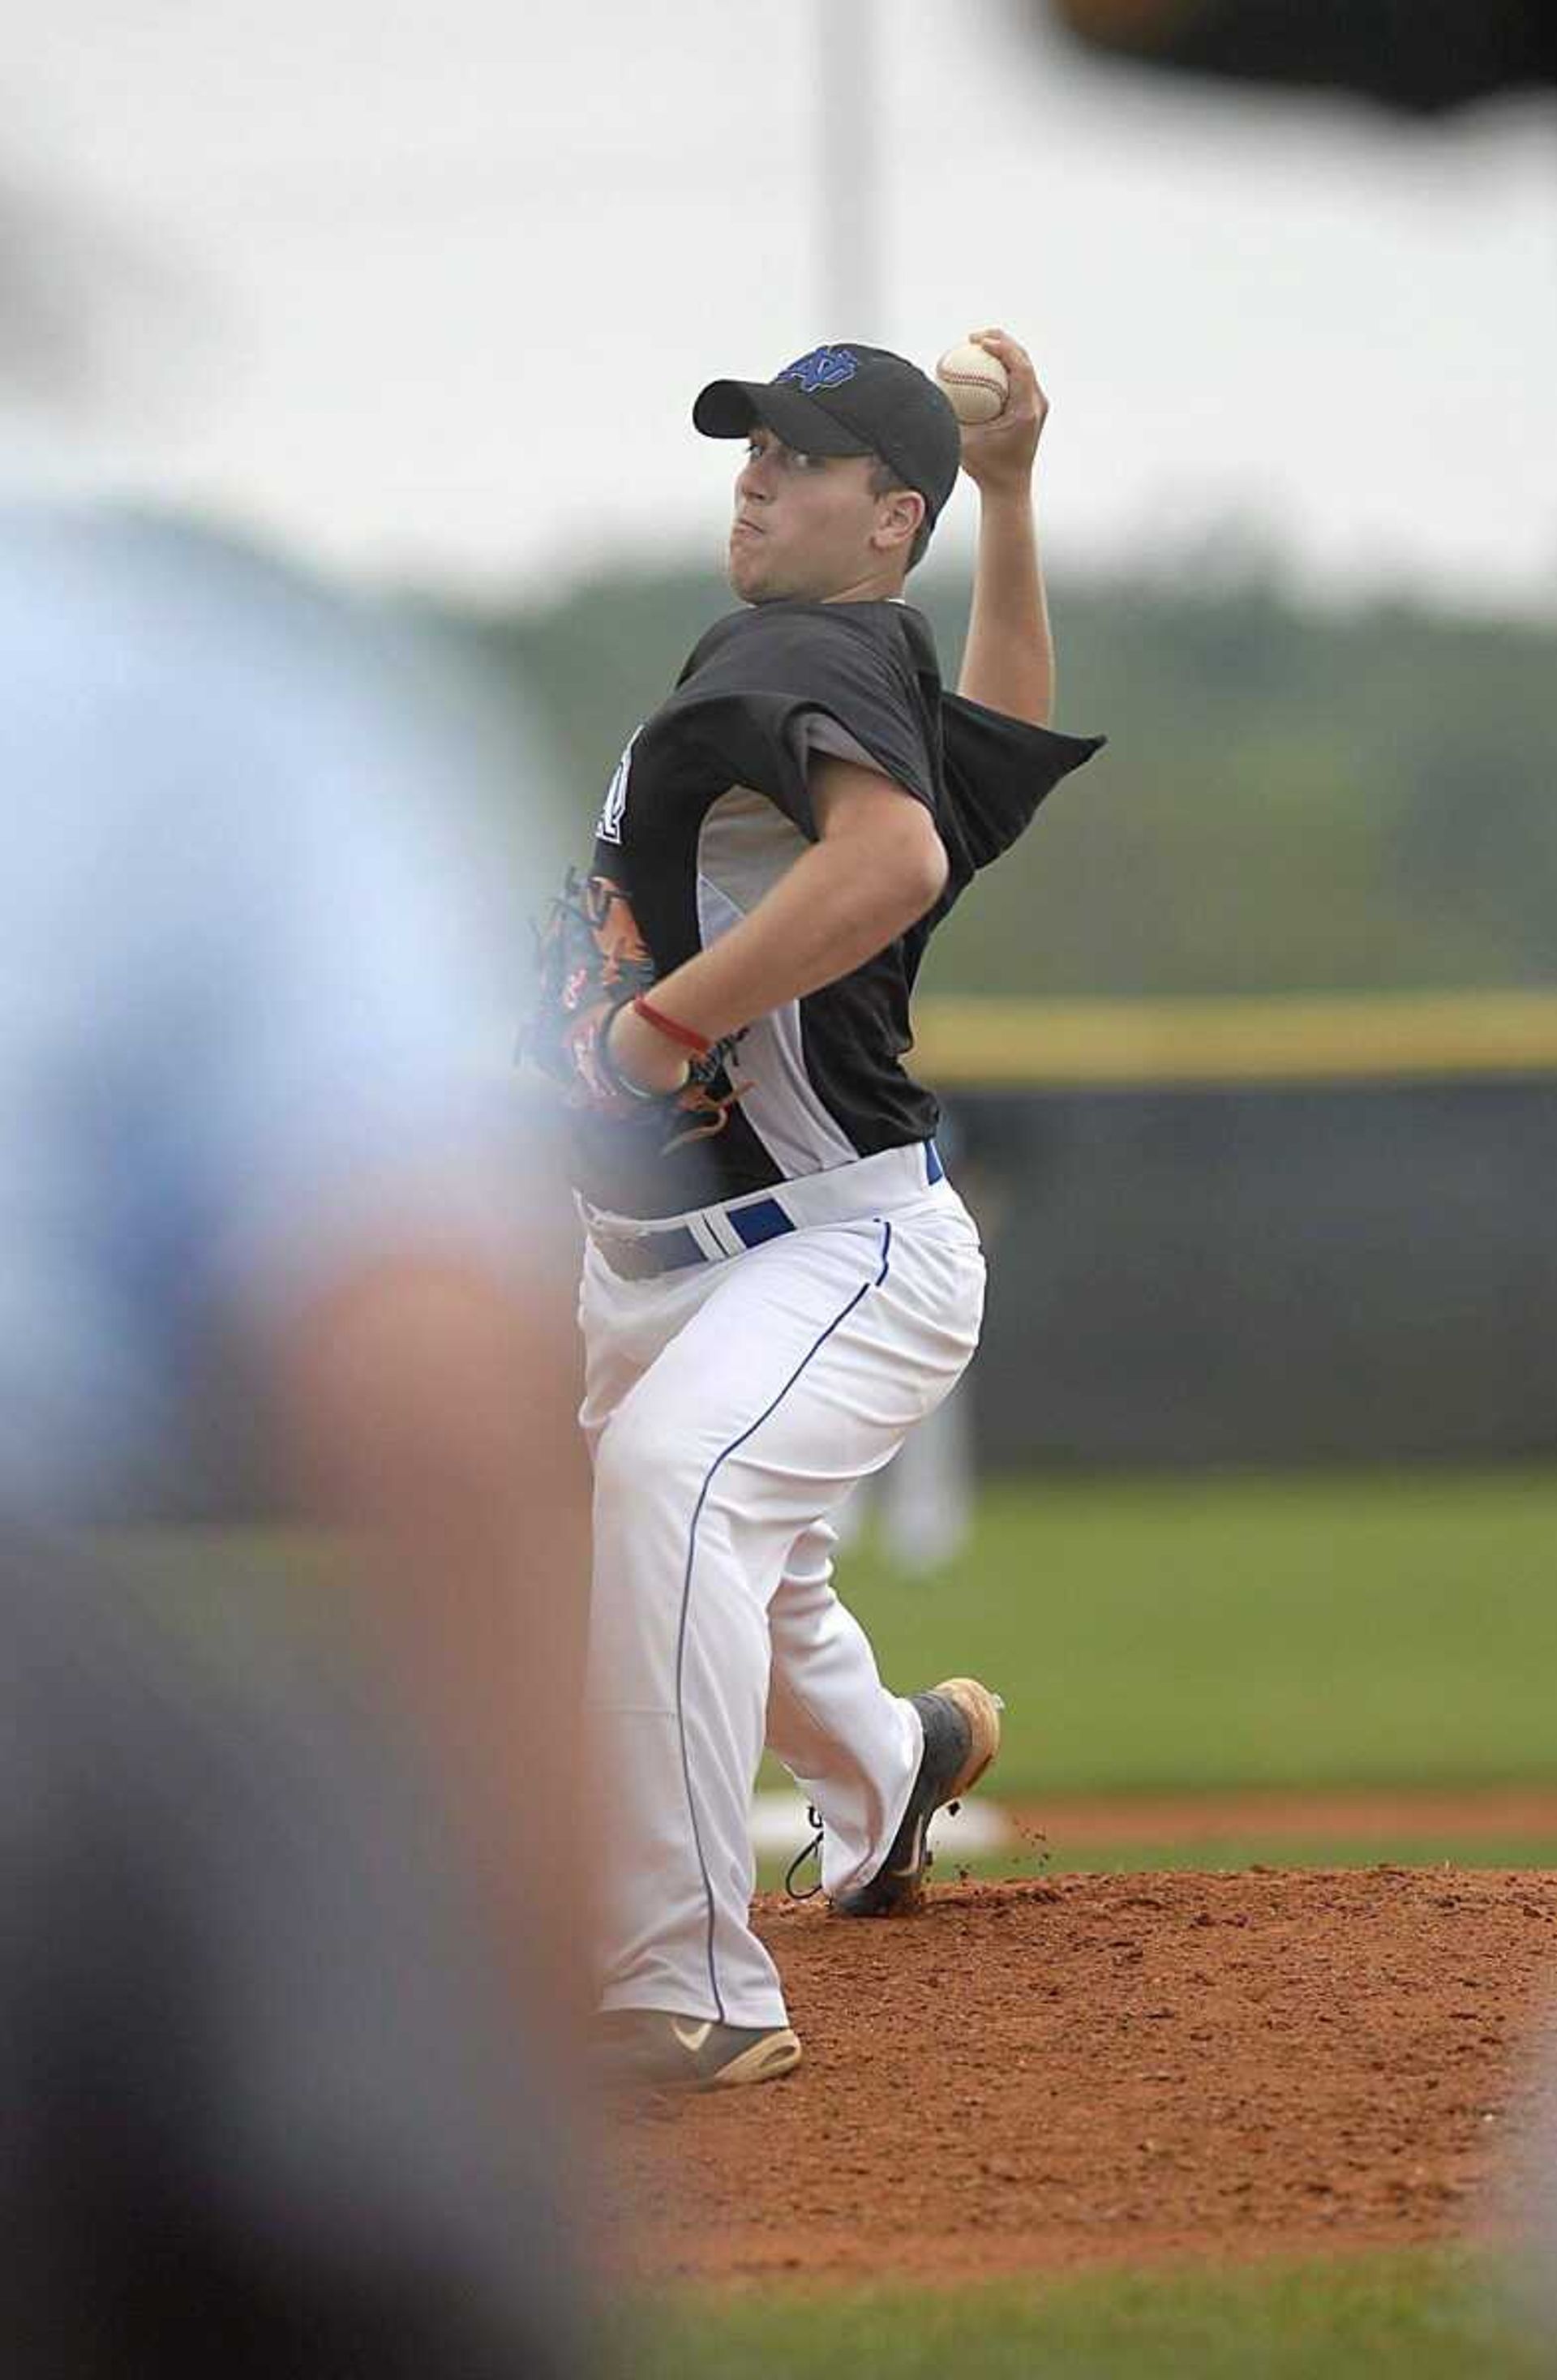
[524,868,744,1146]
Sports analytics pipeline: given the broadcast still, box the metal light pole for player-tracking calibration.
[817,0,881,335]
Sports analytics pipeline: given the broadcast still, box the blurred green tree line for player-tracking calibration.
[430,560,1555,1000]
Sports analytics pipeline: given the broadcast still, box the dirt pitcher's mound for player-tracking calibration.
[607,1870,1557,2282]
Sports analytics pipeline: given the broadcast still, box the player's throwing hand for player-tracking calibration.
[955,328,1049,492]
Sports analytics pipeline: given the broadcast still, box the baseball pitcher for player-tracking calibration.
[530,331,1103,2091]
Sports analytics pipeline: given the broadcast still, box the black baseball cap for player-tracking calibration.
[693,343,962,526]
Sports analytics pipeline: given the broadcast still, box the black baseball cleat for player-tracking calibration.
[594,2009,803,2093]
[830,1677,1003,1918]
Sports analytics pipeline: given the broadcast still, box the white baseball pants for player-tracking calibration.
[580,1148,985,2031]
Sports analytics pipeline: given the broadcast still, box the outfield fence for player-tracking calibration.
[919,991,1557,1469]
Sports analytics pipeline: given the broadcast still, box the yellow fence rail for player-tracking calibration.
[912,989,1557,1089]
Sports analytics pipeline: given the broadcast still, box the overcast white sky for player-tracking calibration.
[7,0,1555,613]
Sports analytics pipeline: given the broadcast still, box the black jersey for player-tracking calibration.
[570,598,1101,1219]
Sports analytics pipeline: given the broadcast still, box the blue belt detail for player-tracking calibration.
[594,1144,941,1281]
[729,1196,795,1251]
[594,1211,786,1281]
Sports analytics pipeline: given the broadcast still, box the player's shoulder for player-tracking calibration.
[676,597,939,691]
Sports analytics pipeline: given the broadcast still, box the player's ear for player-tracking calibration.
[873,487,925,560]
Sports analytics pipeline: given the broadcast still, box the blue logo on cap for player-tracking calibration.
[778,345,860,395]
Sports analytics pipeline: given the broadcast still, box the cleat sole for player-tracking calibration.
[933,1677,1003,1799]
[710,2028,803,2089]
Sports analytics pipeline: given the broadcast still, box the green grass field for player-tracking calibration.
[749,1466,1557,1886]
[817,1468,1557,1799]
[627,2252,1547,2380]
[134,1466,1557,1809]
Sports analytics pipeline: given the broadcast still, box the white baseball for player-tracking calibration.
[935,341,1009,426]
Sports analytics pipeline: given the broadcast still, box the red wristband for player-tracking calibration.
[631,994,712,1057]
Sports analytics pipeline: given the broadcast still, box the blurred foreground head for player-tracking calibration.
[0,489,592,1925]
[1043,0,1557,112]
[0,503,564,1520]
[0,501,595,2369]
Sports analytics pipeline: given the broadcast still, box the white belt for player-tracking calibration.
[582,1140,947,1280]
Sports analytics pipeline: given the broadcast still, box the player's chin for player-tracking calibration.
[728,531,784,603]
[729,562,797,607]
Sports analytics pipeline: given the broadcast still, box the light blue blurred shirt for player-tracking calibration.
[0,504,545,1515]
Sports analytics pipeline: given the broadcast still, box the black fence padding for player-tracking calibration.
[949,1077,1557,1468]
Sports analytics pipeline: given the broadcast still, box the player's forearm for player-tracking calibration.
[957,484,1055,726]
[648,823,944,1044]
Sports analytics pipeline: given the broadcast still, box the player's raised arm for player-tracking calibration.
[952,328,1056,727]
